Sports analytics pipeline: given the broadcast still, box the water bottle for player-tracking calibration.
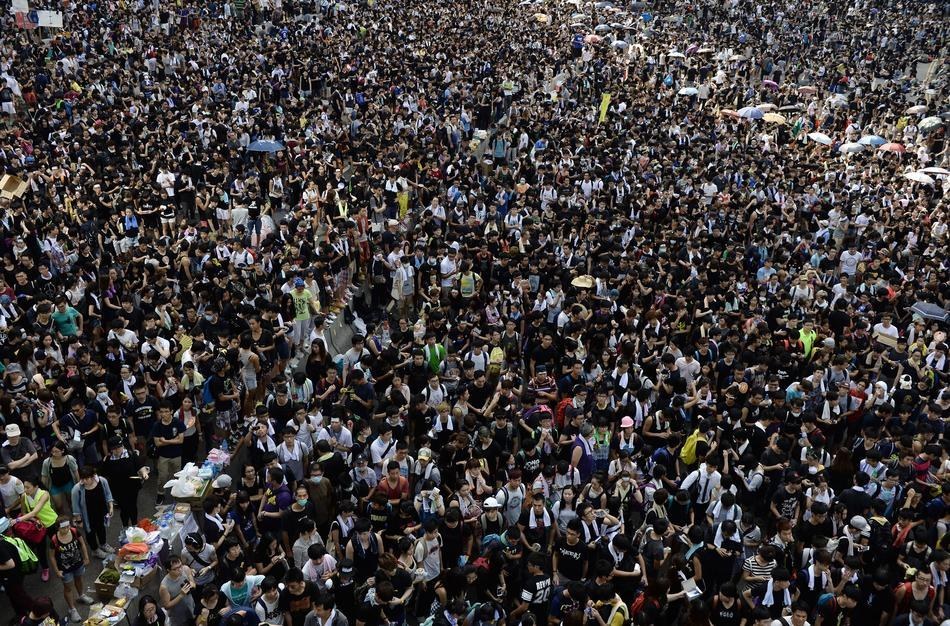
[221,438,229,453]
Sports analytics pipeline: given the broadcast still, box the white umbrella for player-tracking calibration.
[828,95,849,108]
[755,103,777,112]
[612,40,629,49]
[920,167,950,176]
[678,87,698,96]
[571,12,589,20]
[807,132,833,145]
[906,105,928,115]
[667,51,686,59]
[905,172,935,185]
[697,47,715,54]
[920,116,944,132]
[729,54,745,61]
[839,142,864,154]
[738,106,764,119]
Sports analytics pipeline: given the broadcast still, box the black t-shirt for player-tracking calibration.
[356,601,387,626]
[150,419,186,458]
[0,538,23,583]
[553,538,588,581]
[209,375,232,411]
[279,582,318,626]
[771,486,803,519]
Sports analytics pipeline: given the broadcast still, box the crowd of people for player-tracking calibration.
[0,0,949,625]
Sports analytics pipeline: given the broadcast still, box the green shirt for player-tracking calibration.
[51,306,80,336]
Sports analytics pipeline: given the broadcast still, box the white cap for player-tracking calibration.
[483,497,501,509]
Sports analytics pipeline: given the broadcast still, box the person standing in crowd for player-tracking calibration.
[70,467,114,559]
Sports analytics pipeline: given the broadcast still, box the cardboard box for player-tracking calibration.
[133,565,158,589]
[94,570,120,599]
[0,175,28,200]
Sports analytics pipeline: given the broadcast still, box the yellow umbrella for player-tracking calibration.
[763,113,787,124]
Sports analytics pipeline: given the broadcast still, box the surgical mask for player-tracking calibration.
[297,498,309,507]
[204,314,214,321]
[97,392,111,403]
[309,476,324,485]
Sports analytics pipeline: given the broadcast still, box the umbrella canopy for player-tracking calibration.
[763,113,787,124]
[594,23,612,33]
[719,109,740,118]
[728,54,745,61]
[685,44,699,55]
[755,103,777,112]
[778,104,802,112]
[807,132,833,145]
[906,105,928,115]
[678,87,699,96]
[920,167,950,176]
[920,116,944,132]
[570,12,589,20]
[762,79,779,90]
[738,106,763,119]
[571,275,595,289]
[798,85,817,94]
[612,40,629,49]
[246,139,285,153]
[904,172,935,185]
[828,95,849,108]
[667,51,686,59]
[878,142,906,153]
[839,142,864,154]
[584,34,602,43]
[858,135,887,146]
[697,47,715,54]
[910,302,949,323]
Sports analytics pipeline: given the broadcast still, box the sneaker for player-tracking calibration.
[101,543,116,554]
[68,608,81,623]
[40,568,49,582]
[92,548,109,559]
[156,494,165,505]
[76,595,94,605]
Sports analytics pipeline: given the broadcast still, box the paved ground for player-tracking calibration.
[0,311,356,625]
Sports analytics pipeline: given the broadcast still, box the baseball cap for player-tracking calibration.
[4,424,20,438]
[483,497,501,509]
[212,475,232,489]
[849,515,870,536]
[294,277,305,287]
[417,448,432,460]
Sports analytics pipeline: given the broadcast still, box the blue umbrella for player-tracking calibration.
[247,139,285,153]
[858,134,886,147]
[738,106,764,120]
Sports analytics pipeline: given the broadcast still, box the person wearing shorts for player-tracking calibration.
[50,517,92,623]
[290,278,319,356]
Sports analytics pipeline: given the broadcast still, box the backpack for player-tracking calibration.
[201,376,215,407]
[679,428,705,466]
[488,347,505,377]
[554,397,574,429]
[2,535,39,574]
[630,593,660,625]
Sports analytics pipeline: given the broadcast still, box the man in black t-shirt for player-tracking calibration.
[279,570,318,626]
[553,519,589,583]
[513,553,552,624]
[150,400,186,505]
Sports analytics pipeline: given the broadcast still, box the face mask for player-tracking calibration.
[297,498,309,507]
[97,392,110,403]
[309,476,323,485]
[204,314,214,321]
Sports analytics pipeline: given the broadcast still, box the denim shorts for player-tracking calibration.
[62,565,85,583]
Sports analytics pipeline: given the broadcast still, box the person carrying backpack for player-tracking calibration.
[49,516,93,623]
[0,516,38,619]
